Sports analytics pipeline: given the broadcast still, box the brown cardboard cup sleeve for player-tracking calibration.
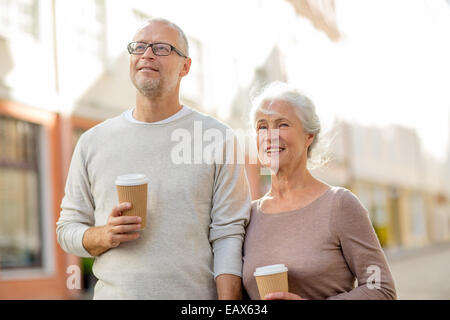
[115,174,149,230]
[254,264,289,300]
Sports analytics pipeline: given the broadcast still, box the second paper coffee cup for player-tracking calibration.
[254,264,289,300]
[115,174,149,230]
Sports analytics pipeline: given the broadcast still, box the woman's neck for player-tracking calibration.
[268,164,315,200]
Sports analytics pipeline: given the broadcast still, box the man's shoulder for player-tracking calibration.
[82,114,124,135]
[188,108,232,132]
[77,114,125,145]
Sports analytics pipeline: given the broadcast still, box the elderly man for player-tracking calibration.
[56,18,250,299]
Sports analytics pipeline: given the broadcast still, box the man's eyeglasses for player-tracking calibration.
[127,42,187,58]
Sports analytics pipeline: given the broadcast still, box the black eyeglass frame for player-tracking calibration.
[127,41,187,58]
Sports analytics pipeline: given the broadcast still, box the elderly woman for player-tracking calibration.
[242,82,396,300]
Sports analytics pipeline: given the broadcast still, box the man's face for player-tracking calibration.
[129,22,190,98]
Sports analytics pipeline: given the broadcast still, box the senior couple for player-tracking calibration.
[56,18,396,300]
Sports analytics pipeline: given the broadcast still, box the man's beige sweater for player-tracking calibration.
[56,109,251,299]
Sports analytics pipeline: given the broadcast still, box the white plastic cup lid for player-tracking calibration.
[254,264,288,277]
[115,174,149,186]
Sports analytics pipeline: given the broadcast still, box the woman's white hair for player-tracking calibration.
[250,81,330,169]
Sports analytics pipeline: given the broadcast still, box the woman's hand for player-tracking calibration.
[264,292,306,300]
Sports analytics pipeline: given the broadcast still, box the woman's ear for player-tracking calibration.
[306,133,315,148]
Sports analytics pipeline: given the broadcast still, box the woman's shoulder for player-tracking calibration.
[250,199,261,213]
[327,186,369,222]
[327,186,363,206]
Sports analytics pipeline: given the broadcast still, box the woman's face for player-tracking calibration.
[255,99,314,173]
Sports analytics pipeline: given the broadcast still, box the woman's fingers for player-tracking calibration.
[264,292,304,300]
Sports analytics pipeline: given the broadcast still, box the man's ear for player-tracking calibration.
[179,57,192,77]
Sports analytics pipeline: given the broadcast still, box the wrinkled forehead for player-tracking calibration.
[255,108,283,119]
[255,99,298,120]
[133,22,181,45]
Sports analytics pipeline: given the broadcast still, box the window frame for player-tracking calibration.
[0,0,40,41]
[0,116,44,271]
[0,100,57,280]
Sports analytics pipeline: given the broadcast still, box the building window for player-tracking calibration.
[73,0,106,59]
[411,192,426,238]
[0,116,43,269]
[372,186,389,247]
[0,0,39,39]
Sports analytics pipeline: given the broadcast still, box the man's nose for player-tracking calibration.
[141,45,156,59]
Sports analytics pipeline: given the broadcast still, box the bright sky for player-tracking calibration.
[337,0,450,161]
[282,0,450,162]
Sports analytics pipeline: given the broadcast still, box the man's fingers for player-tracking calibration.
[110,202,132,217]
[114,232,140,243]
[112,224,142,234]
[110,215,142,226]
[107,203,141,247]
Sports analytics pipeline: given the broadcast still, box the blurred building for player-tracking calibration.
[311,121,450,249]
[0,0,338,299]
[1,0,448,300]
[0,0,176,299]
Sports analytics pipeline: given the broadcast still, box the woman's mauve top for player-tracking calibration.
[242,186,397,300]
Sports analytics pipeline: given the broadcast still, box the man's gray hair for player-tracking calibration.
[145,17,189,56]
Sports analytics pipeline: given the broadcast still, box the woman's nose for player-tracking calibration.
[267,128,280,140]
[259,129,280,146]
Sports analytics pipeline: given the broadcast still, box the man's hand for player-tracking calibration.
[216,274,242,300]
[82,202,142,256]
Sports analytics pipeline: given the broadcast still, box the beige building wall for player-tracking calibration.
[315,120,449,249]
[0,0,58,112]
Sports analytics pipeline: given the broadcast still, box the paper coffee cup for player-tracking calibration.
[254,264,289,300]
[115,174,149,230]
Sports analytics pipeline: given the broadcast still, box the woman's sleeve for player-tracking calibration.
[326,190,397,300]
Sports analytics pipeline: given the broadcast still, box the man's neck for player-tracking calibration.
[134,92,182,123]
